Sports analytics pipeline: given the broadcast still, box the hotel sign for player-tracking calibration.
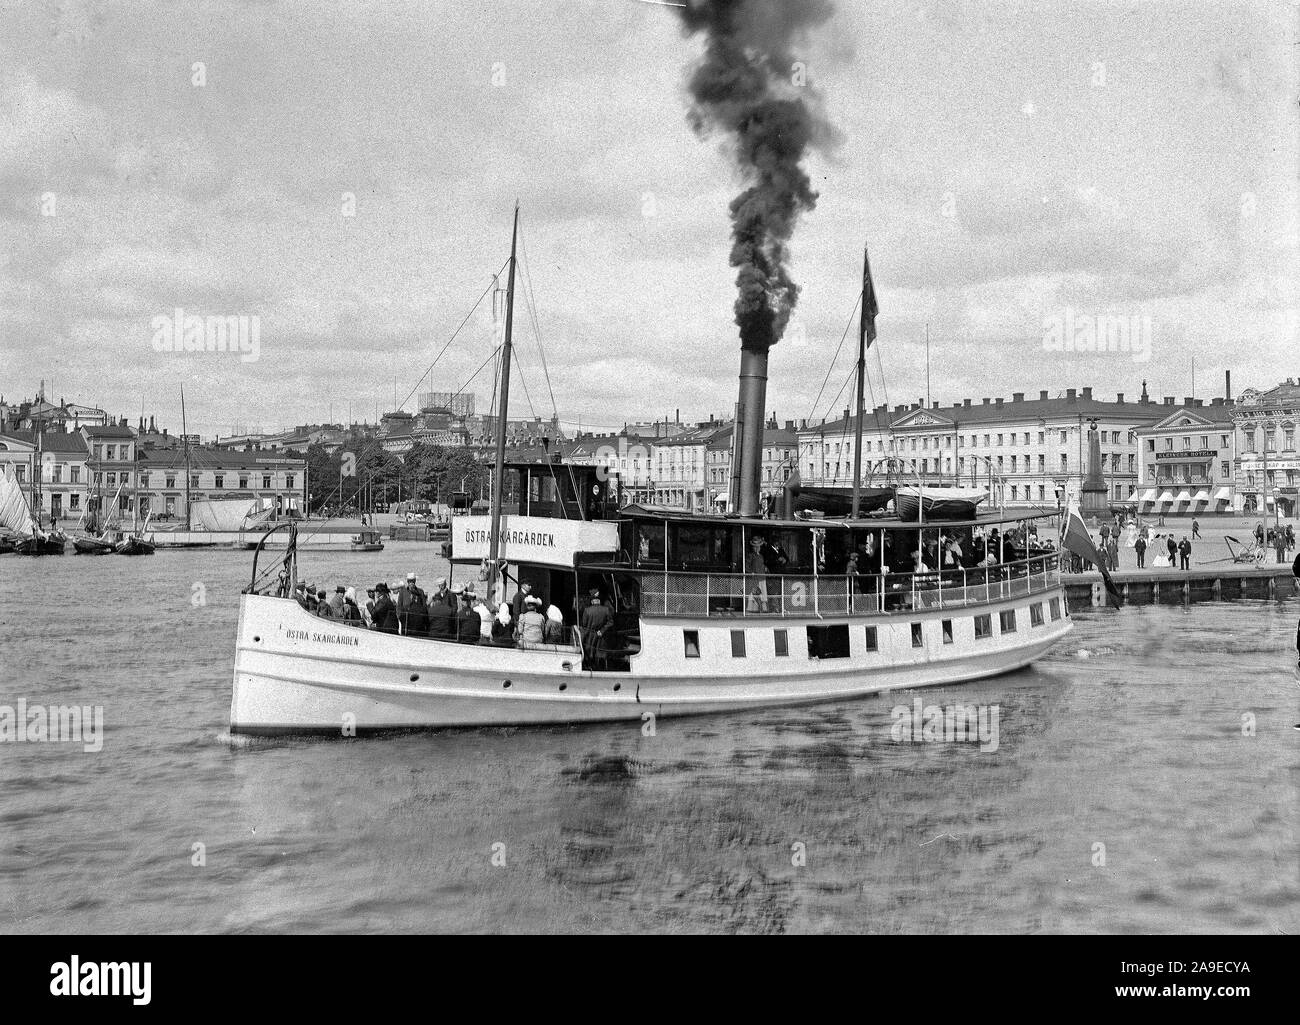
[1155,450,1216,460]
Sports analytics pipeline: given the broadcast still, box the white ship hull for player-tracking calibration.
[230,589,1073,734]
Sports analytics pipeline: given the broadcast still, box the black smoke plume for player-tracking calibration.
[678,0,834,352]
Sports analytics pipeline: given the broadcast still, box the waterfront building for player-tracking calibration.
[80,422,139,520]
[1233,379,1300,519]
[1134,399,1238,516]
[564,431,656,504]
[650,419,731,510]
[0,428,91,524]
[704,420,799,510]
[797,385,1181,510]
[137,446,306,521]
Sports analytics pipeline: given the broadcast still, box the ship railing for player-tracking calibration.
[638,553,1061,618]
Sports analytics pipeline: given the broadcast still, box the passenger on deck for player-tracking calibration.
[511,580,535,622]
[397,573,427,635]
[469,587,494,642]
[429,577,455,611]
[456,590,480,644]
[746,536,769,612]
[516,595,546,645]
[342,587,362,623]
[544,604,566,644]
[371,583,399,633]
[427,588,456,640]
[362,588,377,628]
[294,582,313,611]
[329,586,345,618]
[315,589,334,617]
[579,588,613,668]
[490,604,515,646]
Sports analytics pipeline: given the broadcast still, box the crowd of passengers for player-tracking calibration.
[291,574,571,646]
[739,520,1053,581]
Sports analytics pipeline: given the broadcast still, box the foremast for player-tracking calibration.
[486,205,520,597]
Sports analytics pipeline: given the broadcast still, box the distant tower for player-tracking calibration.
[1140,379,1149,404]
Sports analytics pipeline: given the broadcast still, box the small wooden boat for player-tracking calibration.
[115,533,156,556]
[350,528,385,552]
[895,486,988,522]
[73,532,117,555]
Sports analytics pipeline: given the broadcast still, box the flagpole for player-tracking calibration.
[851,245,874,519]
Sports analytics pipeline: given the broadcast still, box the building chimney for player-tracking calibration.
[1164,396,1175,405]
[784,420,794,430]
[1039,390,1049,401]
[982,397,991,405]
[1212,397,1223,406]
[1012,392,1024,402]
[1081,386,1093,400]
[1117,392,1124,403]
[995,397,1004,407]
[932,401,940,409]
[1225,370,1231,400]
[963,399,971,407]
[1182,396,1194,405]
[1066,389,1076,401]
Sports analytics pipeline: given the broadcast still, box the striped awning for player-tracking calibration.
[1139,488,1158,502]
[1176,490,1193,502]
[1158,490,1176,504]
[1213,487,1232,501]
[1193,489,1211,503]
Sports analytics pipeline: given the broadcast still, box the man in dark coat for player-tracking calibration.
[1134,534,1147,568]
[371,583,399,634]
[1166,534,1177,566]
[511,580,535,622]
[427,590,457,640]
[579,588,614,669]
[456,592,481,644]
[397,573,428,635]
[1178,535,1192,570]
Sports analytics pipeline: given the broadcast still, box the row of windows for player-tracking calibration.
[804,429,1133,457]
[683,598,1063,659]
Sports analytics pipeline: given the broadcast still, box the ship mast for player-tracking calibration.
[181,383,191,530]
[851,246,877,518]
[487,204,520,595]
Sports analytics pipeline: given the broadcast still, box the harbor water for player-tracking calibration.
[1,545,1296,934]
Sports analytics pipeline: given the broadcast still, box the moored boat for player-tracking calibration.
[894,486,988,522]
[73,532,117,555]
[350,528,385,552]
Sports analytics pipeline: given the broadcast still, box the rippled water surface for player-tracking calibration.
[1,546,1297,933]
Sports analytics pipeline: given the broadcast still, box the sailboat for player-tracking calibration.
[0,464,63,555]
[228,220,1073,734]
[72,481,122,554]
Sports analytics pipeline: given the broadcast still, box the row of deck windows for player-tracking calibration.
[684,598,1062,659]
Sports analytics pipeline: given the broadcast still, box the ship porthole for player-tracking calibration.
[253,636,261,643]
[559,683,567,692]
[613,684,621,692]
[503,680,512,689]
[410,674,420,682]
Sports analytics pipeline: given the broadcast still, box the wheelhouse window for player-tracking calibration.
[910,622,923,648]
[942,619,954,644]
[864,626,878,652]
[683,631,700,658]
[1049,597,1062,621]
[730,630,746,658]
[774,629,788,657]
[1030,603,1044,627]
[999,609,1017,633]
[974,614,992,639]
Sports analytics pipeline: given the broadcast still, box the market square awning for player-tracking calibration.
[1176,490,1193,503]
[1157,490,1176,504]
[1139,488,1158,502]
[1213,487,1232,502]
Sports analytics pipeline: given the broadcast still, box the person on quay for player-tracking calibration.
[342,587,362,623]
[490,604,515,646]
[371,583,399,634]
[397,573,427,635]
[1106,534,1120,571]
[1134,533,1147,569]
[1275,526,1288,564]
[427,587,457,640]
[455,588,480,644]
[329,585,346,618]
[1192,517,1201,540]
[1166,534,1178,568]
[516,595,546,646]
[1286,523,1295,552]
[1255,520,1266,547]
[1178,535,1192,570]
[579,588,613,669]
[543,603,566,644]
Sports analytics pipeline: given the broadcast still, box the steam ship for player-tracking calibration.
[228,212,1072,734]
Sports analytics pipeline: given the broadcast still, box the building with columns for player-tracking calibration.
[1134,400,1239,516]
[1233,379,1300,519]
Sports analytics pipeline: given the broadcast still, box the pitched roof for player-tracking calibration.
[82,424,134,438]
[2,430,89,454]
[705,424,799,450]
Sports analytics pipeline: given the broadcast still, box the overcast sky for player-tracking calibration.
[2,0,1296,438]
